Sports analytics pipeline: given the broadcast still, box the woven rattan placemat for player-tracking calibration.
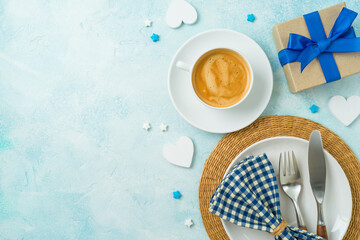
[199,115,360,240]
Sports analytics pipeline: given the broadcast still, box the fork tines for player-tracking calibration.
[279,151,300,177]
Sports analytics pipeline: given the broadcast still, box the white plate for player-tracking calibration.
[221,137,352,240]
[168,29,273,133]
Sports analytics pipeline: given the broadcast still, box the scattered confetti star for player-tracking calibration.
[151,33,159,42]
[144,19,152,27]
[185,219,193,227]
[173,190,181,199]
[143,123,151,131]
[310,104,319,113]
[160,123,168,132]
[247,14,255,22]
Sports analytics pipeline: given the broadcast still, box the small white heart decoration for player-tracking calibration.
[329,95,360,126]
[166,0,198,29]
[163,136,194,168]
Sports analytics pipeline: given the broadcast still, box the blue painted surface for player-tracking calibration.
[0,0,359,239]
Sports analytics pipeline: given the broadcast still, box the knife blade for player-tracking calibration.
[308,130,328,239]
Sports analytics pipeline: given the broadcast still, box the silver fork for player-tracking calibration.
[279,151,307,230]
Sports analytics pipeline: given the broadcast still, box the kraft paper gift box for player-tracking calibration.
[272,2,360,93]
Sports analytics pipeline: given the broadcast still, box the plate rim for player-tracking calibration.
[167,28,273,134]
[220,136,353,240]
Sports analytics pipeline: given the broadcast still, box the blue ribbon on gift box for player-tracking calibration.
[278,7,360,83]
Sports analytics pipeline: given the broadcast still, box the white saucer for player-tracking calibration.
[221,137,352,240]
[168,29,273,133]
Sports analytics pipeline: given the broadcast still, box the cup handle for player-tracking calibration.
[176,61,191,72]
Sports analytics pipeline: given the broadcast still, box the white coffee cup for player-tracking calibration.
[176,47,253,110]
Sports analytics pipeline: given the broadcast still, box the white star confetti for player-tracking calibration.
[185,219,193,227]
[143,123,151,131]
[144,19,152,27]
[160,123,168,132]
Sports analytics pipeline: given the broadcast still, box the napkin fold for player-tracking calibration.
[209,154,324,240]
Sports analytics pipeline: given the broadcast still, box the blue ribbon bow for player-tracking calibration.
[278,7,360,83]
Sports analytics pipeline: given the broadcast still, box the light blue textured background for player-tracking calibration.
[0,0,359,239]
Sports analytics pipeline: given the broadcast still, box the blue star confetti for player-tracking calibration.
[247,14,255,22]
[310,104,319,113]
[151,33,159,42]
[173,190,181,199]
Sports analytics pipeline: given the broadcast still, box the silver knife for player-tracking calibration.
[308,130,328,239]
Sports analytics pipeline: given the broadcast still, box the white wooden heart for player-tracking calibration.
[166,0,197,29]
[329,95,360,126]
[163,136,194,168]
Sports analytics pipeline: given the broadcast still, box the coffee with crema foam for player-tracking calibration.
[192,48,251,108]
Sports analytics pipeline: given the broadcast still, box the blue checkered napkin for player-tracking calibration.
[209,154,324,240]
